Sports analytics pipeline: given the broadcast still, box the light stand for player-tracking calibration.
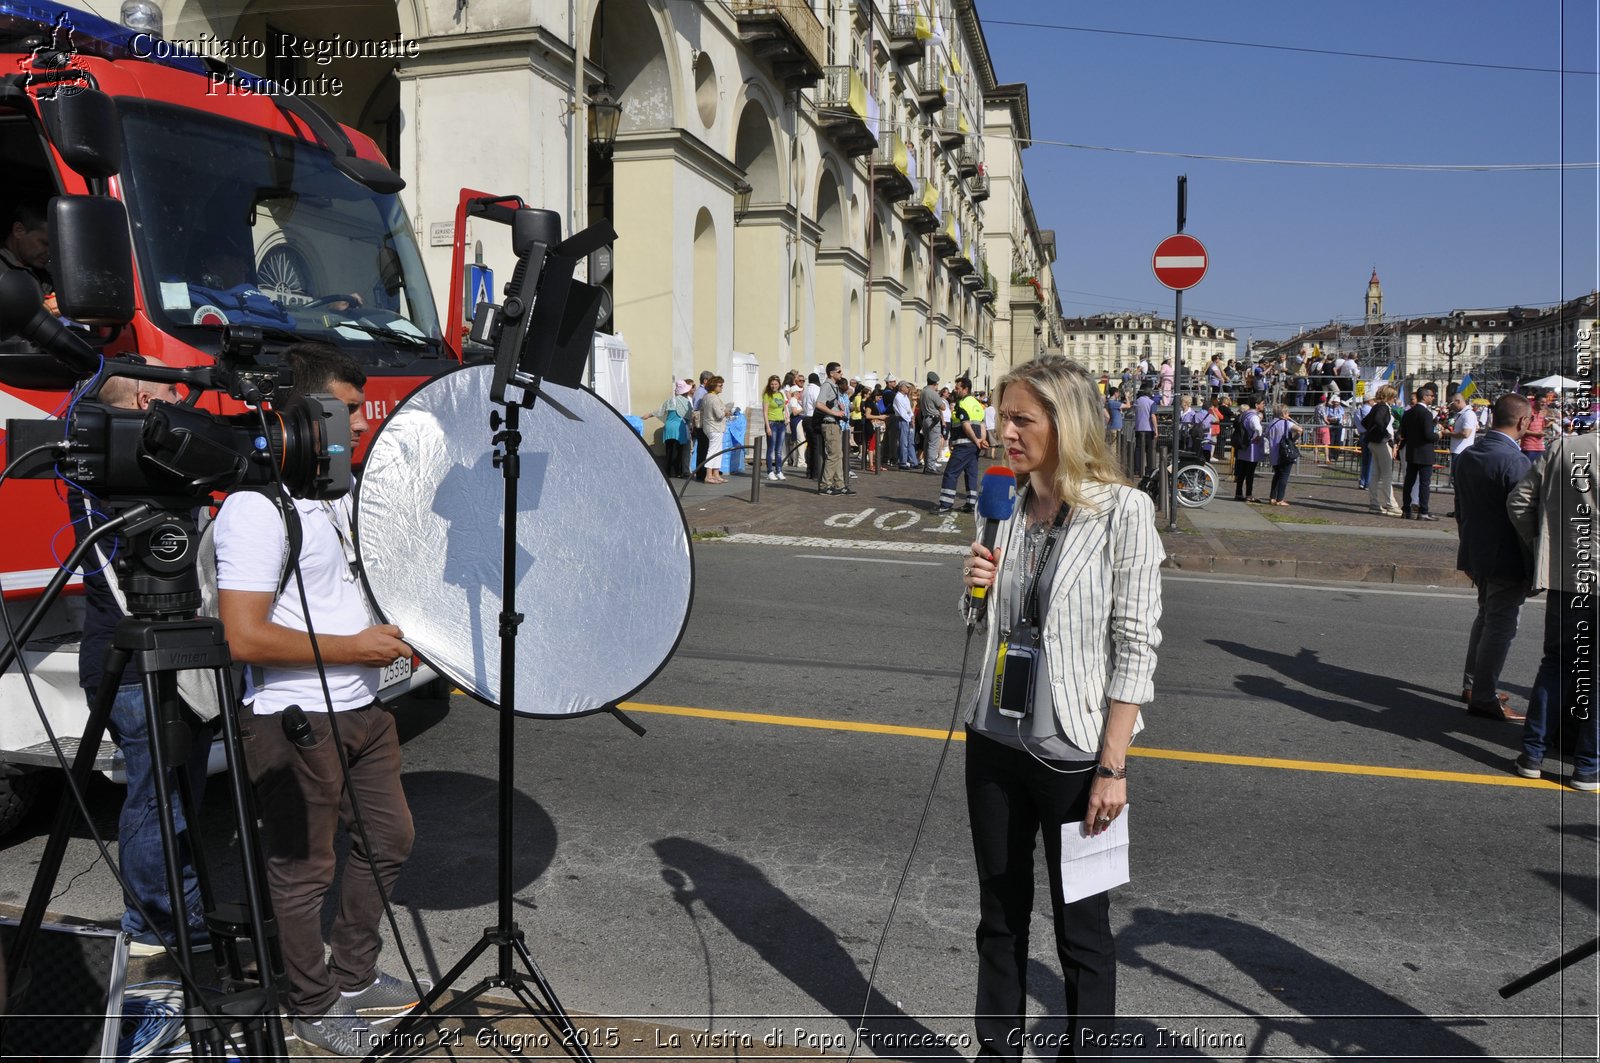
[367,208,612,1063]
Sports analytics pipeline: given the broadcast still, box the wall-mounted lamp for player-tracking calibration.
[732,180,753,223]
[588,80,623,158]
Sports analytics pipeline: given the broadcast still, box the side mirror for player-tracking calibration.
[37,89,121,179]
[51,196,135,325]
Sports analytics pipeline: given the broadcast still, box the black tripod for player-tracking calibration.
[366,392,595,1063]
[2,504,287,1061]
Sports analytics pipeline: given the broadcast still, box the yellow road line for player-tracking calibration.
[618,701,1577,791]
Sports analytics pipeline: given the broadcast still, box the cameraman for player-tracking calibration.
[75,356,210,958]
[215,344,418,1052]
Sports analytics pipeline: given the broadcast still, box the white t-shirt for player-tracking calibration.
[215,492,379,714]
[1450,408,1478,455]
[802,382,820,417]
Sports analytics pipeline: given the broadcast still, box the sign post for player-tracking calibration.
[1152,179,1207,528]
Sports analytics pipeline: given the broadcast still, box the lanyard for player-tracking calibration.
[1015,488,1071,629]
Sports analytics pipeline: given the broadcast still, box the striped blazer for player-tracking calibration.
[965,480,1165,752]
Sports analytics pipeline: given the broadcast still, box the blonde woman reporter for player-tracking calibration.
[961,356,1164,1060]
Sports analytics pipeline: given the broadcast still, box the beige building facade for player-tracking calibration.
[110,0,1060,416]
[1060,313,1235,378]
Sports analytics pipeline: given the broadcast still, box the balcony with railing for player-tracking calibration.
[872,131,913,201]
[901,178,939,233]
[913,58,947,110]
[976,269,997,303]
[936,103,967,149]
[886,0,931,61]
[967,171,989,202]
[732,0,825,90]
[959,243,983,286]
[818,65,878,157]
[956,136,981,177]
[932,209,959,256]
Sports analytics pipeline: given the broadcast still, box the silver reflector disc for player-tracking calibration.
[354,364,692,717]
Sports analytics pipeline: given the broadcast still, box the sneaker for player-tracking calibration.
[292,997,371,1055]
[127,927,213,958]
[1571,771,1600,792]
[777,471,785,480]
[1513,754,1543,779]
[934,504,953,515]
[1417,513,1439,522]
[958,503,975,514]
[342,970,429,1017]
[766,472,777,481]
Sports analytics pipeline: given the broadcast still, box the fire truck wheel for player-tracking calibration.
[0,765,42,838]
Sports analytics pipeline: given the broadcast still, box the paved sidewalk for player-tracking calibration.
[677,453,1469,587]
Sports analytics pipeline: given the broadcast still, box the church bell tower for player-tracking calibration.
[1365,268,1383,327]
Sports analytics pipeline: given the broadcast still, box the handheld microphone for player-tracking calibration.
[966,466,1017,623]
[281,704,317,749]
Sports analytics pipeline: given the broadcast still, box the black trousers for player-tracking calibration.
[693,427,711,481]
[1233,458,1257,499]
[1401,459,1433,514]
[966,731,1115,1060]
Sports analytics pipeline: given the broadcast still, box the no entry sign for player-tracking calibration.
[1152,233,1208,290]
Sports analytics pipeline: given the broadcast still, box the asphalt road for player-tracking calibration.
[3,541,1595,1060]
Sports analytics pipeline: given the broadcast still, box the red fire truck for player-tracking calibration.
[0,0,463,832]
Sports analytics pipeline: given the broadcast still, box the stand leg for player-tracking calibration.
[6,649,130,1003]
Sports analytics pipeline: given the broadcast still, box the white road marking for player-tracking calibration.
[1164,573,1495,601]
[793,554,944,566]
[722,532,966,555]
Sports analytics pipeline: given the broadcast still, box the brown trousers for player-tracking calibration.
[239,703,414,1016]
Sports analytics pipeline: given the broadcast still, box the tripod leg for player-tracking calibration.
[6,649,131,1002]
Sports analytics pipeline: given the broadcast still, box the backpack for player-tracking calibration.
[174,488,302,721]
[1231,413,1254,451]
[1274,420,1301,465]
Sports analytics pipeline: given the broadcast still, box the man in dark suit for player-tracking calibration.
[1452,394,1535,722]
[1397,382,1441,520]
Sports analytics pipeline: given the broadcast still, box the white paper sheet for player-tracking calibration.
[1059,807,1130,905]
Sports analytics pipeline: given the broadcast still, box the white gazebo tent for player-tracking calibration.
[1524,374,1585,390]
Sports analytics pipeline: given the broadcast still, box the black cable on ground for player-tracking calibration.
[847,617,980,1063]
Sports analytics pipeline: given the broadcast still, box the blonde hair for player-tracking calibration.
[995,355,1128,512]
[1373,384,1398,404]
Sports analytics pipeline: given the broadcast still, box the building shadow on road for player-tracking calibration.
[1208,640,1524,774]
[1117,907,1493,1057]
[651,836,961,1056]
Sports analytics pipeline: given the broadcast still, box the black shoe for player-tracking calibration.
[1417,513,1439,522]
[935,504,953,515]
[958,503,975,513]
[838,488,857,495]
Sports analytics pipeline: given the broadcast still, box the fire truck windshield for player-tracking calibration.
[118,99,443,364]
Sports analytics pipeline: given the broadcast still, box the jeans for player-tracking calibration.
[1463,576,1531,708]
[766,420,786,474]
[1269,461,1293,502]
[240,703,414,1015]
[1522,590,1599,774]
[898,419,917,467]
[966,731,1115,1060]
[1357,435,1371,485]
[1402,459,1433,515]
[102,682,210,941]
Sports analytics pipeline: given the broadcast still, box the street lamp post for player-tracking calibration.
[1435,310,1466,396]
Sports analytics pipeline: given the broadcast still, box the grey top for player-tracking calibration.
[969,504,1095,762]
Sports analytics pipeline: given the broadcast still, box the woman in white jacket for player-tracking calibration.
[962,355,1164,1060]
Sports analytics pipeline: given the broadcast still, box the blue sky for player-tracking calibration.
[977,0,1598,344]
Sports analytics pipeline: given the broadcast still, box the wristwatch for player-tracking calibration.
[1094,762,1127,780]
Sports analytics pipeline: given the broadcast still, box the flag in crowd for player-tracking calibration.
[1457,372,1478,402]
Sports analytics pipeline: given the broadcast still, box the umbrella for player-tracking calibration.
[1523,374,1585,390]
